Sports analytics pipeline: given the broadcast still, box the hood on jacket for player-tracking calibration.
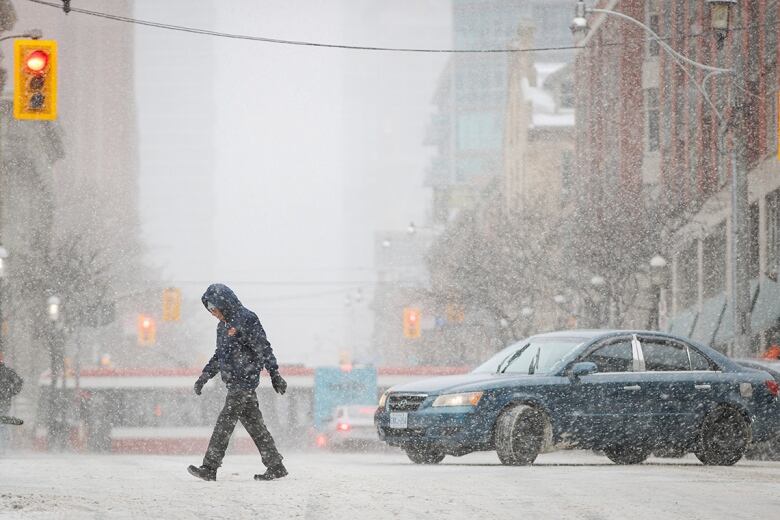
[201,284,243,321]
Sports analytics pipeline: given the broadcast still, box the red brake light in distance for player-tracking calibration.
[337,422,350,432]
[766,379,779,397]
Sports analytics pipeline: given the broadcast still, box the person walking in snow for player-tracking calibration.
[188,284,288,482]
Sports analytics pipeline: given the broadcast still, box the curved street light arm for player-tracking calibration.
[0,31,43,42]
[589,7,730,124]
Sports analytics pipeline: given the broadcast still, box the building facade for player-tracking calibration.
[574,0,780,354]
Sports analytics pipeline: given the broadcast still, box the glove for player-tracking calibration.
[271,372,287,395]
[194,376,207,396]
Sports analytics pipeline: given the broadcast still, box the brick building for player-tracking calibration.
[573,0,780,354]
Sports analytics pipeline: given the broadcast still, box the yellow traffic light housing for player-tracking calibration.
[403,307,421,339]
[14,39,57,120]
[137,314,156,346]
[162,287,182,322]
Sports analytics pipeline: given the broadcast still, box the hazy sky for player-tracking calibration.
[136,1,451,365]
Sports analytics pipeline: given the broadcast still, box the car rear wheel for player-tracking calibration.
[405,447,445,464]
[695,406,750,466]
[604,445,650,465]
[495,404,545,466]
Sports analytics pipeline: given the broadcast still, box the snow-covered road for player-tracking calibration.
[1,450,778,519]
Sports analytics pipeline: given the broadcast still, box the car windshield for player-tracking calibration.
[473,338,585,375]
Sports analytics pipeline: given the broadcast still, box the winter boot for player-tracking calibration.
[254,463,288,481]
[187,465,217,481]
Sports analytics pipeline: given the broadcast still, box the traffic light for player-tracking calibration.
[13,39,57,120]
[161,287,182,322]
[403,308,421,339]
[137,314,156,346]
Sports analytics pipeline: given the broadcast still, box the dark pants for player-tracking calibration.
[203,390,283,470]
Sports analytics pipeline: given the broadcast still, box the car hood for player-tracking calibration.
[387,372,558,395]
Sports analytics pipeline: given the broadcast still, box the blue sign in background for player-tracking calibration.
[313,367,377,430]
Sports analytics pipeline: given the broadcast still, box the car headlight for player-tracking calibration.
[378,390,390,408]
[432,391,483,407]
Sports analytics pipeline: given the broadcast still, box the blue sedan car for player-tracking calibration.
[375,330,780,466]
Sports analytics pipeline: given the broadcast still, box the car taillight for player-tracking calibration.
[315,434,327,448]
[766,379,779,397]
[337,422,350,432]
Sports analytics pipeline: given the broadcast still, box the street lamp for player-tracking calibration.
[47,296,60,322]
[648,255,669,330]
[0,246,7,279]
[0,29,43,43]
[381,238,391,249]
[407,222,416,236]
[706,0,736,48]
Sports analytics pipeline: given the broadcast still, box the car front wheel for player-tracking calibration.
[695,406,750,466]
[495,404,545,466]
[405,447,445,464]
[604,445,650,465]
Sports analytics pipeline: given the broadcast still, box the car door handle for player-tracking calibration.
[622,385,641,391]
[694,384,711,391]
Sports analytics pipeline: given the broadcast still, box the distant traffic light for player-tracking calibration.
[161,287,182,322]
[403,308,421,339]
[137,314,156,346]
[13,39,57,120]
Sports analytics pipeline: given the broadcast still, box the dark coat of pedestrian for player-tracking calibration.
[188,284,288,482]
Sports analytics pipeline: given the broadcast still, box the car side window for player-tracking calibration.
[641,340,690,371]
[583,340,634,373]
[688,347,715,371]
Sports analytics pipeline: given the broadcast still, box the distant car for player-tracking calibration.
[375,330,780,466]
[735,359,780,461]
[324,405,380,449]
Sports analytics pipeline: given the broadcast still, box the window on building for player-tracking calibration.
[646,0,660,57]
[646,88,660,152]
[766,189,780,275]
[702,222,727,299]
[749,202,760,280]
[676,240,698,309]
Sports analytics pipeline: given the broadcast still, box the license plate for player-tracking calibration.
[389,412,408,429]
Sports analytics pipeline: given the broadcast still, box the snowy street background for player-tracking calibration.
[1,450,779,519]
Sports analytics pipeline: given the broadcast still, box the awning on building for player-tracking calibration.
[714,279,760,347]
[750,276,780,333]
[690,294,726,346]
[668,308,698,338]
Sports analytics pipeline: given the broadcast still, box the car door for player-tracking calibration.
[636,336,714,446]
[566,336,644,447]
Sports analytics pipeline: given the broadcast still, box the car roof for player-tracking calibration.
[529,329,675,341]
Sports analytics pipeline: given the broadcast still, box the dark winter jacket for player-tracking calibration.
[199,284,279,391]
[0,362,23,402]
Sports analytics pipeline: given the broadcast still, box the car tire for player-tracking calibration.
[604,445,650,465]
[405,447,445,465]
[695,406,750,466]
[495,404,545,466]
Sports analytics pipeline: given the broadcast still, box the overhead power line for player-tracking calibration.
[23,0,773,56]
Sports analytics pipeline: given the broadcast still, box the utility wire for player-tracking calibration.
[23,0,771,55]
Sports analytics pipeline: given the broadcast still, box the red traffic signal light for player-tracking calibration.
[137,314,157,346]
[25,50,49,73]
[14,39,57,120]
[403,308,422,339]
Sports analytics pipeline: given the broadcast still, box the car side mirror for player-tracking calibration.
[570,361,598,380]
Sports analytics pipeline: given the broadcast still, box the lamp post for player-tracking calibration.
[0,246,7,360]
[648,255,669,331]
[571,1,749,354]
